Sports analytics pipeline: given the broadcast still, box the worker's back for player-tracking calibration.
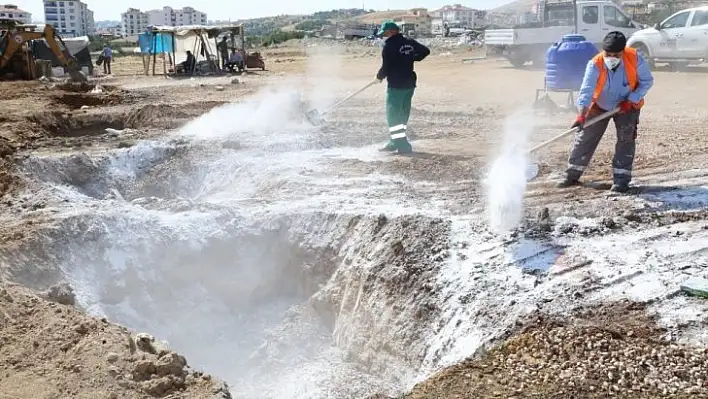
[380,34,430,89]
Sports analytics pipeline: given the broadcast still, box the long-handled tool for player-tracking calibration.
[305,80,378,126]
[525,107,620,181]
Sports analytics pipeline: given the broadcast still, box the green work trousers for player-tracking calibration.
[384,87,415,152]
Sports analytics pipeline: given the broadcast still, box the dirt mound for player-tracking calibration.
[52,92,124,110]
[28,111,125,137]
[55,82,119,93]
[0,282,232,399]
[404,301,708,398]
[125,105,190,130]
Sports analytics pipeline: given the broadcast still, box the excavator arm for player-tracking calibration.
[0,24,86,82]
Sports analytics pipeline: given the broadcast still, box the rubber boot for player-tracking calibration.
[556,176,580,188]
[393,138,412,154]
[379,140,397,152]
[610,182,630,193]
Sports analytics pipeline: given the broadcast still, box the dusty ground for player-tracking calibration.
[0,282,230,398]
[405,302,708,398]
[1,38,708,398]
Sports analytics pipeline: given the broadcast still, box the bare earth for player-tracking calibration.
[1,39,708,398]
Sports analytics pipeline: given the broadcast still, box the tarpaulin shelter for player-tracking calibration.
[142,25,229,76]
[138,32,173,54]
[31,35,92,74]
[140,24,264,76]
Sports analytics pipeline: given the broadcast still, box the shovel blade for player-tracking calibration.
[305,109,324,126]
[525,162,540,181]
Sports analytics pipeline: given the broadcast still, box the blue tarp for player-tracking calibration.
[138,33,173,54]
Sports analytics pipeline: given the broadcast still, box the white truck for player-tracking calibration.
[485,0,642,67]
[627,6,708,69]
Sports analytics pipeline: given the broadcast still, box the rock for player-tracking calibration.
[132,359,157,381]
[601,217,617,229]
[215,85,225,91]
[106,353,120,363]
[134,333,156,354]
[231,78,240,84]
[42,282,76,306]
[155,352,187,377]
[141,376,185,397]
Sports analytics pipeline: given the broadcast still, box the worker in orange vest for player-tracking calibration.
[558,31,654,193]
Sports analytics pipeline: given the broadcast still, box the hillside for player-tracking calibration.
[352,10,408,24]
[491,0,536,14]
[238,9,403,35]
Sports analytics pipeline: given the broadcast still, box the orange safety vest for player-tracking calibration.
[591,47,644,110]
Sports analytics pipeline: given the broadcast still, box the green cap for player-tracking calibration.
[377,20,399,36]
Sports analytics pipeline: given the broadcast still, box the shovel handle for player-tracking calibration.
[528,107,619,154]
[322,79,379,115]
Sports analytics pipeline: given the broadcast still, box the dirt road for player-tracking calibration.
[1,39,708,398]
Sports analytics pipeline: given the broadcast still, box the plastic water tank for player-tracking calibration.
[545,34,598,91]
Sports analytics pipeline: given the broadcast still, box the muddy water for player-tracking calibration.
[7,91,708,398]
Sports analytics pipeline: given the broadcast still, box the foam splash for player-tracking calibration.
[175,87,308,140]
[484,112,535,233]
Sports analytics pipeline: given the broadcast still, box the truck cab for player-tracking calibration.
[627,6,708,69]
[485,0,641,67]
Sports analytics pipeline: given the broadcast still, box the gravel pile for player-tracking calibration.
[405,302,708,398]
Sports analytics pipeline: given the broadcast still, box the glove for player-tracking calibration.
[619,100,634,114]
[571,115,585,131]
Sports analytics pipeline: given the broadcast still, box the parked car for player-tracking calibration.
[485,0,641,67]
[627,6,708,69]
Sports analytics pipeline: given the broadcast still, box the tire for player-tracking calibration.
[508,55,526,68]
[632,43,655,69]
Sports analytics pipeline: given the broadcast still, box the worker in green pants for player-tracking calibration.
[375,21,430,154]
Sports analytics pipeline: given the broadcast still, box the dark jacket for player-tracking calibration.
[376,34,430,89]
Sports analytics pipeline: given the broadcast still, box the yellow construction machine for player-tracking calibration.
[0,19,87,82]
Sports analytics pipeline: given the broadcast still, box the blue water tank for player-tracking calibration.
[545,34,599,91]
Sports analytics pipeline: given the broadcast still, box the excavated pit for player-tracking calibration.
[5,133,454,397]
[8,95,708,398]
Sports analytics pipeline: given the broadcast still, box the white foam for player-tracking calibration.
[484,111,535,233]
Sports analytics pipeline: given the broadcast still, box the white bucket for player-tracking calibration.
[81,66,89,75]
[52,67,65,77]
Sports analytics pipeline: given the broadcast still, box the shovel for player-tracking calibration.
[305,80,378,126]
[525,107,620,181]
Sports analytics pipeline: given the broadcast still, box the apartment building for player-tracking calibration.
[121,7,148,37]
[395,8,433,37]
[431,4,481,27]
[0,4,31,23]
[43,0,95,37]
[145,6,207,26]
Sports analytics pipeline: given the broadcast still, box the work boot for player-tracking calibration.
[378,140,397,152]
[393,138,412,154]
[556,176,580,188]
[610,182,630,193]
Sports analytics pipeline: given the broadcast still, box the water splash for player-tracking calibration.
[484,111,535,233]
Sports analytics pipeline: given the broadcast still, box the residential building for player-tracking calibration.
[0,4,31,23]
[43,0,95,37]
[395,8,433,37]
[97,24,123,38]
[146,6,207,26]
[430,4,481,28]
[121,7,148,36]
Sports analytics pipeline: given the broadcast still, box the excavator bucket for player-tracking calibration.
[68,70,88,83]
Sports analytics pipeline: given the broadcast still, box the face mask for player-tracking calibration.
[604,56,621,70]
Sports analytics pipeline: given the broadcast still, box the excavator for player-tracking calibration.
[0,19,87,82]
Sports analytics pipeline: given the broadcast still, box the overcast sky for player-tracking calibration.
[15,0,509,21]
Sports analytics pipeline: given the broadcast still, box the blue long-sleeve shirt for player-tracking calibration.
[577,53,654,111]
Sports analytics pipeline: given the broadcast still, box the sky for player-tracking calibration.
[14,0,510,22]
